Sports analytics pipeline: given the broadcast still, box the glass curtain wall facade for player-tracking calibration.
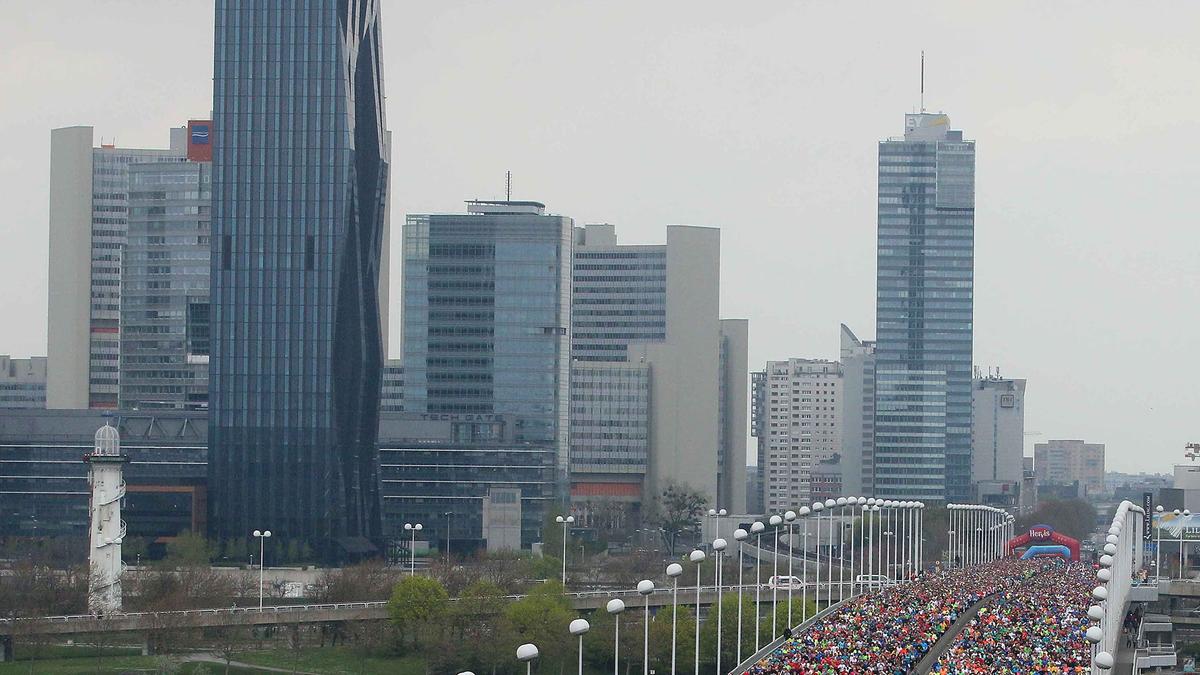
[90,146,187,408]
[121,161,212,410]
[209,0,389,557]
[874,113,975,502]
[402,204,573,482]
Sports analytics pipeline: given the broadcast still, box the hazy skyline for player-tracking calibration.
[2,1,1196,473]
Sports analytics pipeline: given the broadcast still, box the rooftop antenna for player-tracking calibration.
[505,170,512,201]
[920,51,926,113]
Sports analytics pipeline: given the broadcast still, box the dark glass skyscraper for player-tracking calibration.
[874,113,975,502]
[209,1,389,557]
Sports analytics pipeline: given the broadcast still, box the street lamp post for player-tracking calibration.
[769,514,783,637]
[783,510,796,628]
[516,643,539,675]
[637,580,654,675]
[865,499,876,585]
[404,523,423,576]
[690,549,706,675]
[837,497,849,603]
[798,506,811,623]
[810,503,823,612]
[556,514,575,587]
[252,529,271,610]
[824,499,836,604]
[734,528,748,665]
[667,563,683,675]
[607,599,625,675]
[750,521,765,651]
[569,619,590,675]
[1155,505,1163,579]
[444,511,453,560]
[713,538,727,674]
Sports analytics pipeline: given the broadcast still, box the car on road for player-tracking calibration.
[767,575,804,590]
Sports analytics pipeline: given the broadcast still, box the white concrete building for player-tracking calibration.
[756,359,843,513]
[971,373,1026,507]
[570,224,747,516]
[47,126,187,409]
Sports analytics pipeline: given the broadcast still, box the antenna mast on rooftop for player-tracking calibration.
[505,170,512,201]
[920,51,926,113]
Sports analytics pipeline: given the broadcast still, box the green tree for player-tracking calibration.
[285,539,301,564]
[499,581,574,671]
[164,530,213,566]
[387,575,449,649]
[648,480,709,556]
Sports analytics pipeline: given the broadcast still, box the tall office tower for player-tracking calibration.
[840,324,875,496]
[874,112,975,501]
[403,200,573,481]
[120,127,213,410]
[754,359,843,513]
[0,356,47,409]
[569,224,746,522]
[47,126,187,409]
[971,373,1026,506]
[209,1,389,557]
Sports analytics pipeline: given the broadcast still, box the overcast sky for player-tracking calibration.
[2,1,1197,474]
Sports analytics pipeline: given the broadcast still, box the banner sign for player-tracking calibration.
[1143,492,1153,541]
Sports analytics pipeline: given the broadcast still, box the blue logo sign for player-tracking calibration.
[191,124,210,144]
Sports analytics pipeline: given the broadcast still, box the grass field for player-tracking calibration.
[229,648,426,675]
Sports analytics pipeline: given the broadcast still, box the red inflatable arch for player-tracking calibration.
[1007,524,1080,562]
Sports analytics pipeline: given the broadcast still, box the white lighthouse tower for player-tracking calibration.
[85,422,127,614]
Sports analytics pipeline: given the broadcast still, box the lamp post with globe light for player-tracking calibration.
[750,520,765,651]
[733,528,748,664]
[403,523,423,576]
[768,514,783,636]
[555,514,575,586]
[607,599,625,675]
[783,510,796,627]
[690,549,706,675]
[252,529,271,609]
[637,580,654,675]
[810,503,824,612]
[666,562,683,674]
[798,505,811,622]
[569,619,589,675]
[713,538,728,674]
[516,643,538,675]
[837,497,849,602]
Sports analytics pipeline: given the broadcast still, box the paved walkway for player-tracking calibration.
[183,653,320,674]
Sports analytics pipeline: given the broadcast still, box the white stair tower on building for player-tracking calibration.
[86,422,127,614]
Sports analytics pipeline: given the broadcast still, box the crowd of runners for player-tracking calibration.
[929,559,1093,674]
[746,559,1043,674]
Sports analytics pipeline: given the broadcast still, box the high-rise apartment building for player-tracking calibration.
[840,324,875,497]
[971,373,1026,506]
[0,356,47,409]
[1034,439,1105,497]
[120,149,212,410]
[208,1,390,557]
[403,200,573,480]
[755,359,843,513]
[569,224,746,519]
[874,112,976,501]
[47,127,188,409]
